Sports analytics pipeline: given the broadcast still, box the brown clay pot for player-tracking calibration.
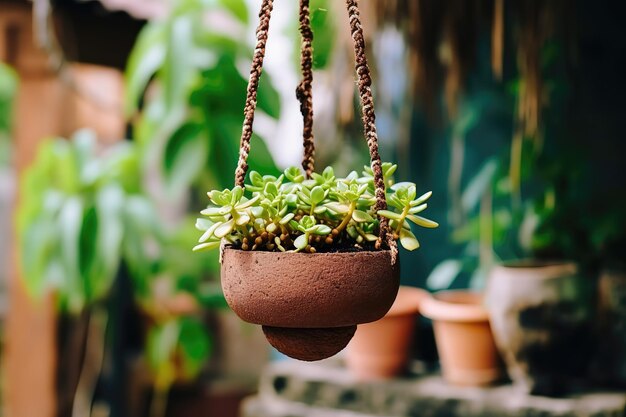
[421,290,502,386]
[346,286,427,380]
[220,247,400,361]
[486,261,594,395]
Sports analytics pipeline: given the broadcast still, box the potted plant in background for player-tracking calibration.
[420,290,502,386]
[17,130,163,416]
[345,286,428,380]
[579,200,626,388]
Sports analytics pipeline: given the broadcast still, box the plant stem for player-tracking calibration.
[71,307,108,417]
[395,205,410,235]
[335,202,356,233]
[149,386,170,417]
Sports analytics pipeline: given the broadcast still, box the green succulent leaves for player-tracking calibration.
[194,163,436,253]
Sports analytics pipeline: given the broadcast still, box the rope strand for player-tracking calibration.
[345,0,398,263]
[235,0,274,187]
[297,0,316,178]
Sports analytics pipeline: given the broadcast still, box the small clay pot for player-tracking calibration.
[421,291,502,386]
[346,286,427,380]
[221,247,400,361]
[486,261,594,395]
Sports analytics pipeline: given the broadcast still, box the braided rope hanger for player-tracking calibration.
[233,0,398,263]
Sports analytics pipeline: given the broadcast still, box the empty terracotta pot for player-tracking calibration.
[486,261,595,395]
[221,247,400,361]
[421,291,502,386]
[346,286,427,379]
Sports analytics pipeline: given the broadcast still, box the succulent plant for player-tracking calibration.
[193,163,437,254]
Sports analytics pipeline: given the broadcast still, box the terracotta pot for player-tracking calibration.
[221,247,400,361]
[421,290,502,386]
[486,261,594,395]
[346,286,427,380]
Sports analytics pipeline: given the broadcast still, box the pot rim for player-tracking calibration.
[221,246,396,258]
[420,290,489,322]
[492,259,578,278]
[385,286,428,317]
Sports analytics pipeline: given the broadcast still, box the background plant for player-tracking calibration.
[194,163,437,254]
[125,0,280,200]
[18,130,160,312]
[0,62,17,167]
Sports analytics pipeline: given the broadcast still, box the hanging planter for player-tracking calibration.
[193,0,437,361]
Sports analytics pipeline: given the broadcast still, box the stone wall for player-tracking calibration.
[243,360,626,417]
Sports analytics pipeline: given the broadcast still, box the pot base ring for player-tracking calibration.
[262,325,357,361]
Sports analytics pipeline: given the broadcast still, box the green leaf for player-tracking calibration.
[93,186,125,297]
[162,15,195,111]
[426,260,462,290]
[198,222,220,243]
[231,186,243,203]
[284,167,304,183]
[250,206,264,218]
[195,218,213,231]
[178,317,212,378]
[124,22,166,116]
[352,210,373,223]
[164,122,208,197]
[399,228,420,251]
[235,213,250,226]
[300,215,315,229]
[310,1,335,69]
[235,194,260,209]
[363,233,378,242]
[310,186,326,205]
[411,191,433,206]
[406,214,439,228]
[214,219,234,238]
[409,203,427,214]
[193,241,221,252]
[200,207,226,216]
[310,225,331,235]
[219,0,248,23]
[294,234,308,250]
[264,182,278,198]
[58,196,84,311]
[249,170,263,186]
[279,213,295,225]
[462,160,498,212]
[377,210,403,221]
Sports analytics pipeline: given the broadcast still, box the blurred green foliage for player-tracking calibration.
[290,0,335,70]
[0,62,17,166]
[18,130,160,313]
[123,0,284,389]
[125,0,280,199]
[147,316,212,390]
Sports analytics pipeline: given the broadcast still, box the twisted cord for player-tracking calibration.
[345,0,398,262]
[235,0,274,187]
[297,0,316,178]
